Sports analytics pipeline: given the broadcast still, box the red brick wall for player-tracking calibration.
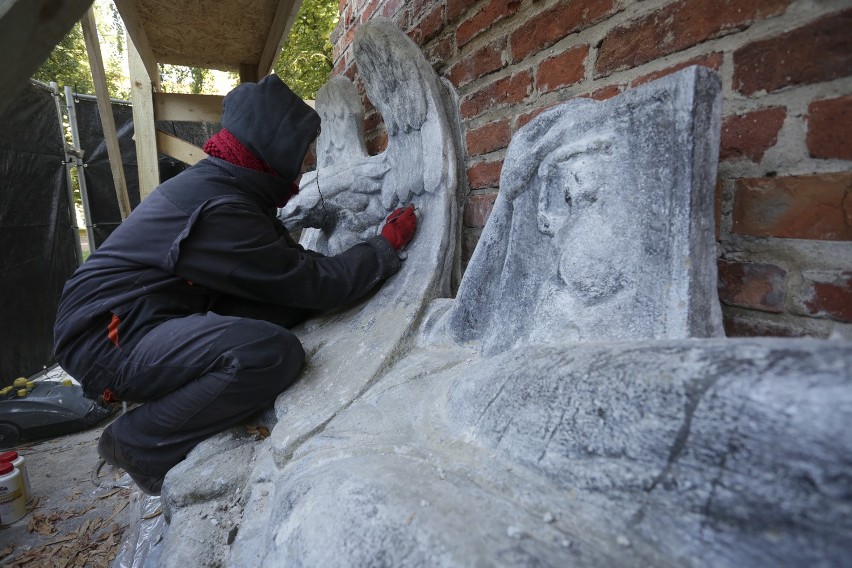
[331,0,852,339]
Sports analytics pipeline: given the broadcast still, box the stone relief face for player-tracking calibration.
[532,136,633,307]
[535,137,613,236]
[452,73,724,350]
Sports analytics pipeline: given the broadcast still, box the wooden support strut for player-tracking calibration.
[128,33,160,200]
[80,7,133,220]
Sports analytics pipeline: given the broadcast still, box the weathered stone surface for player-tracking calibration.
[442,66,724,354]
[152,58,851,568]
[233,339,852,567]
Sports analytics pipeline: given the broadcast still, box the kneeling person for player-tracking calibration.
[53,75,417,495]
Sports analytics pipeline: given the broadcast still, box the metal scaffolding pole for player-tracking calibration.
[64,85,97,255]
[49,81,84,266]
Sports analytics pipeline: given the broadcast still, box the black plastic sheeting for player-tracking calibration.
[74,98,219,246]
[74,99,140,246]
[0,83,78,386]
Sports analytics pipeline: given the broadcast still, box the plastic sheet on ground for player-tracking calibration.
[111,485,166,568]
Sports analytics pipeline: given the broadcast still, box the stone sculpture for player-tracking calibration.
[151,19,851,568]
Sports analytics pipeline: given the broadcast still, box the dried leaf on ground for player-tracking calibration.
[28,512,59,536]
[7,521,125,568]
[65,488,83,502]
[246,425,271,438]
[142,507,162,520]
[105,500,128,523]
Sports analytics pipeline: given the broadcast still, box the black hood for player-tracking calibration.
[221,74,321,184]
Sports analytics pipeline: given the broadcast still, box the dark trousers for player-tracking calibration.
[69,302,307,478]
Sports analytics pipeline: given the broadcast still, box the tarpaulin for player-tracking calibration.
[74,99,140,246]
[74,98,219,246]
[0,82,78,386]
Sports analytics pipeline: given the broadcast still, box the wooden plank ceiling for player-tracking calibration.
[117,0,303,78]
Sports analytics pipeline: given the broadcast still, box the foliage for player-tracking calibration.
[159,65,214,94]
[32,1,128,99]
[274,0,340,100]
[32,22,94,95]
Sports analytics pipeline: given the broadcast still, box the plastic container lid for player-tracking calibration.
[0,451,18,462]
[0,462,12,475]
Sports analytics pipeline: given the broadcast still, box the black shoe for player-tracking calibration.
[98,425,164,496]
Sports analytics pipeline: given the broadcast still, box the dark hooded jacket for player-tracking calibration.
[54,75,399,369]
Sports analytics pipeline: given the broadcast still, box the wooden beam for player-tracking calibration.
[81,7,132,220]
[113,0,160,89]
[154,93,224,123]
[239,64,259,84]
[156,130,207,165]
[257,0,305,78]
[128,33,160,201]
[0,0,93,114]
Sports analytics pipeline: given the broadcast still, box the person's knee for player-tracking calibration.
[213,319,304,392]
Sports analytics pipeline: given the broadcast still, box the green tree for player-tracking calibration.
[32,0,129,99]
[159,64,213,94]
[32,22,94,95]
[274,0,339,100]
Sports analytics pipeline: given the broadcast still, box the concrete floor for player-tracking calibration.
[0,370,163,567]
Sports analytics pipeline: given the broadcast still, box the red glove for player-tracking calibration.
[381,204,417,251]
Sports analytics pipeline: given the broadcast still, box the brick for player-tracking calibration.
[464,192,499,228]
[410,0,432,21]
[597,0,789,76]
[425,34,455,72]
[343,64,357,82]
[381,0,406,19]
[360,0,382,23]
[343,3,354,29]
[731,172,852,240]
[517,105,553,130]
[734,9,852,95]
[366,130,388,155]
[536,44,589,94]
[631,52,723,87]
[511,0,615,61]
[798,271,852,323]
[419,4,445,44]
[460,70,533,119]
[720,107,786,162]
[462,228,482,263]
[467,159,503,189]
[364,110,384,134]
[457,0,522,48]
[447,0,478,23]
[807,95,852,161]
[715,178,723,239]
[333,54,347,77]
[449,39,506,88]
[580,84,624,101]
[722,314,806,338]
[331,18,343,44]
[718,259,787,313]
[466,118,512,156]
[342,27,356,51]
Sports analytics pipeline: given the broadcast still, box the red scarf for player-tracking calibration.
[204,128,300,206]
[203,128,280,177]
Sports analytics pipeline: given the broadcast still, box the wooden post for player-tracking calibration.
[128,33,160,200]
[239,64,259,84]
[80,8,132,219]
